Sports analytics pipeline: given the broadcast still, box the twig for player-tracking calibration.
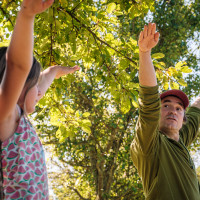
[0,6,14,27]
[57,7,137,65]
[68,186,91,200]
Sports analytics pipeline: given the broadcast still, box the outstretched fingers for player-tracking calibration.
[42,0,54,10]
[55,65,80,79]
[154,32,160,43]
[143,25,148,38]
[70,65,80,73]
[21,0,54,16]
[139,31,144,42]
[142,23,155,38]
[147,23,152,36]
[138,22,159,52]
[151,23,156,35]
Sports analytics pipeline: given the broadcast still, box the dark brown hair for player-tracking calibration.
[0,47,41,110]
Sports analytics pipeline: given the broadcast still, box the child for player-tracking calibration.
[0,0,80,199]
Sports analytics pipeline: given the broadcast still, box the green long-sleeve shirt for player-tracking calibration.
[130,85,200,200]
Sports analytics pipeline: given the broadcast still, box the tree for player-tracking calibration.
[152,0,200,99]
[0,0,199,199]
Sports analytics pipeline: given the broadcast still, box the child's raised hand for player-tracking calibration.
[21,0,54,17]
[138,23,159,53]
[55,65,80,79]
[36,65,80,102]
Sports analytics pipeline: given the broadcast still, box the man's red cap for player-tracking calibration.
[160,90,189,109]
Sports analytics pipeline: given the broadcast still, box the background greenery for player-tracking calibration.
[0,0,200,199]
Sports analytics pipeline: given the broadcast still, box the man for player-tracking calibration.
[130,23,200,200]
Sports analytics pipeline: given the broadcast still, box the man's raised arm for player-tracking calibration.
[138,23,159,86]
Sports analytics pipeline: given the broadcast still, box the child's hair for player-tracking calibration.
[0,46,41,112]
[0,47,7,81]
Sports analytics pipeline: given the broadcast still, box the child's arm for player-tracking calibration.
[38,65,80,100]
[0,0,54,121]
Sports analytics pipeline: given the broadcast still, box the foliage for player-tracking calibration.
[0,0,199,199]
[152,0,200,99]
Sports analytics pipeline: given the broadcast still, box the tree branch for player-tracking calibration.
[96,159,105,200]
[68,186,91,200]
[0,6,14,27]
[57,7,137,65]
[71,0,86,12]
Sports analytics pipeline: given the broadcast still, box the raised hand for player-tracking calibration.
[37,65,80,101]
[138,23,160,53]
[21,0,54,17]
[55,65,80,79]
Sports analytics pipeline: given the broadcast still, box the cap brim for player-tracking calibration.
[160,90,189,109]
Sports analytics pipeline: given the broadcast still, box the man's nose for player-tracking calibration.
[169,107,177,114]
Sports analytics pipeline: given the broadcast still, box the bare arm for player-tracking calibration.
[0,0,54,121]
[38,65,80,100]
[138,23,159,86]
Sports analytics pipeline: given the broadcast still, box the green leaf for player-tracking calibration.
[128,5,142,18]
[132,100,138,108]
[70,54,82,61]
[121,95,131,114]
[114,11,123,16]
[171,82,179,89]
[82,119,92,127]
[72,41,76,54]
[56,125,67,142]
[181,66,192,73]
[128,82,139,90]
[38,97,48,106]
[175,61,187,70]
[178,78,187,86]
[106,3,116,14]
[75,110,81,117]
[154,62,165,70]
[82,125,91,134]
[163,82,169,90]
[152,53,165,59]
[83,112,90,117]
[129,37,137,47]
[159,62,166,67]
[60,0,68,7]
[105,33,114,41]
[119,59,129,70]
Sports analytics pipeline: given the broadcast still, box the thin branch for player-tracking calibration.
[113,189,136,200]
[60,157,91,169]
[71,0,86,12]
[42,141,58,145]
[0,6,14,27]
[49,8,54,65]
[57,7,137,65]
[92,31,131,95]
[68,186,91,200]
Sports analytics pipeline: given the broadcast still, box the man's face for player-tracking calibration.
[159,96,185,134]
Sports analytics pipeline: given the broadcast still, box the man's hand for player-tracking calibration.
[138,23,160,53]
[21,0,54,18]
[55,65,80,79]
